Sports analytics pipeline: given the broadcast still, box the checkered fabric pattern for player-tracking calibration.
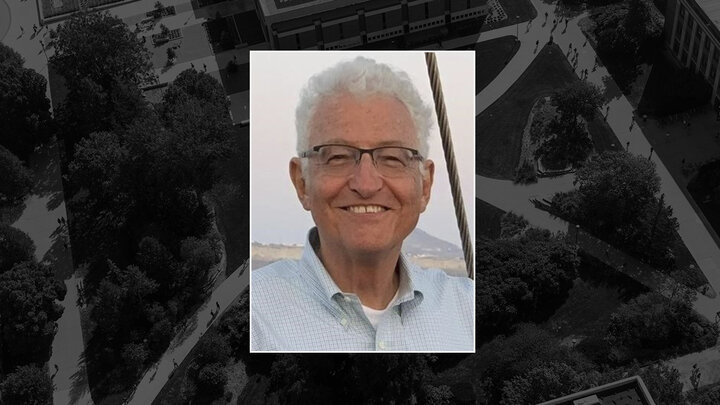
[251,229,474,352]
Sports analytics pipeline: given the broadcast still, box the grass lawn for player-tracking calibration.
[454,36,520,93]
[210,125,249,275]
[542,254,649,338]
[476,42,621,179]
[476,43,578,179]
[476,198,505,240]
[480,0,537,33]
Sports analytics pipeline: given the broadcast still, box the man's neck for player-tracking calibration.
[315,239,401,310]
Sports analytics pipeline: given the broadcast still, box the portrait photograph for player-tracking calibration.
[249,51,475,352]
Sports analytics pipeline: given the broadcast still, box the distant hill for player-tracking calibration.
[252,228,466,276]
[403,228,463,259]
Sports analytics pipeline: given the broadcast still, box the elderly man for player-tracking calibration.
[251,56,473,352]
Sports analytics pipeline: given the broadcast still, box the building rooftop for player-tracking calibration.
[537,376,656,405]
[258,0,367,19]
[696,0,720,31]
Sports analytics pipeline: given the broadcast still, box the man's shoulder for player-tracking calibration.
[252,259,306,294]
[408,266,474,296]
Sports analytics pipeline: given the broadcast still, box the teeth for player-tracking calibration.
[347,205,386,213]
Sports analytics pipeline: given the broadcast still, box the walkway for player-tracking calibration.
[11,140,93,405]
[126,261,249,404]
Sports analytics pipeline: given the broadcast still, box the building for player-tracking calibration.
[253,0,489,50]
[538,376,656,405]
[664,0,720,105]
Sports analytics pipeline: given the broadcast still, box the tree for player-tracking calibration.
[218,288,249,362]
[0,223,36,273]
[500,362,598,405]
[193,331,230,367]
[267,354,440,404]
[0,261,65,369]
[121,342,149,378]
[536,82,603,168]
[473,324,598,404]
[600,362,683,404]
[0,61,53,158]
[592,0,662,90]
[535,117,594,168]
[0,364,53,405]
[551,82,604,126]
[551,151,679,270]
[476,231,579,342]
[51,12,152,141]
[0,42,24,68]
[51,12,153,91]
[0,146,34,206]
[161,69,228,111]
[196,362,227,398]
[606,292,718,362]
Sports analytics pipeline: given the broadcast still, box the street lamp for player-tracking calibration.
[575,224,580,244]
[516,15,520,38]
[626,141,630,151]
[648,146,654,160]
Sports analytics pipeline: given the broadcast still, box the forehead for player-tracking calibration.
[308,92,417,147]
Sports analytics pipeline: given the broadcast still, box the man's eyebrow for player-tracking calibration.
[319,139,410,147]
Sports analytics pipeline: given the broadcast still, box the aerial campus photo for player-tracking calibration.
[1,0,720,402]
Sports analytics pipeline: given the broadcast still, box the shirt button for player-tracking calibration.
[340,318,348,326]
[378,341,386,350]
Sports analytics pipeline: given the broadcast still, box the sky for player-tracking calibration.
[250,51,475,248]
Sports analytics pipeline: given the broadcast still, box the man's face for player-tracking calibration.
[290,92,434,257]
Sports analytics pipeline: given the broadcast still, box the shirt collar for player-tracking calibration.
[300,227,425,306]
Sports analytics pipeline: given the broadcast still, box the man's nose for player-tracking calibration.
[348,153,383,197]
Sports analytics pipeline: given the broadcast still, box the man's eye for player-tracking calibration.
[325,154,354,165]
[377,155,406,168]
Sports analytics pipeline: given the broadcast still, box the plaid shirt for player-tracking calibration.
[250,229,474,352]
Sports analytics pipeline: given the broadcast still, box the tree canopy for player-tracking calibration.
[606,292,718,362]
[500,361,598,405]
[51,12,153,90]
[0,364,53,405]
[266,354,448,405]
[551,81,604,125]
[51,12,153,142]
[535,82,603,168]
[0,223,36,273]
[0,146,34,207]
[0,51,52,159]
[0,43,24,68]
[476,228,579,342]
[0,261,66,369]
[552,151,679,270]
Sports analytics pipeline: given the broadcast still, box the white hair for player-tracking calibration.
[295,56,433,160]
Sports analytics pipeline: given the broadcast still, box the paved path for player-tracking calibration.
[11,140,93,405]
[126,261,249,404]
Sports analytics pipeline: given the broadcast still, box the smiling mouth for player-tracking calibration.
[344,205,388,214]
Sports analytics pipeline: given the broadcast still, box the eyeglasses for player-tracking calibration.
[299,144,424,178]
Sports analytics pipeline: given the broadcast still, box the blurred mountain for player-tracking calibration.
[403,228,463,259]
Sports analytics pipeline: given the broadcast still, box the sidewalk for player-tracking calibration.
[126,262,249,404]
[10,140,93,405]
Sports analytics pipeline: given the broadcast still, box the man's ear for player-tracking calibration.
[290,158,311,211]
[420,159,434,212]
